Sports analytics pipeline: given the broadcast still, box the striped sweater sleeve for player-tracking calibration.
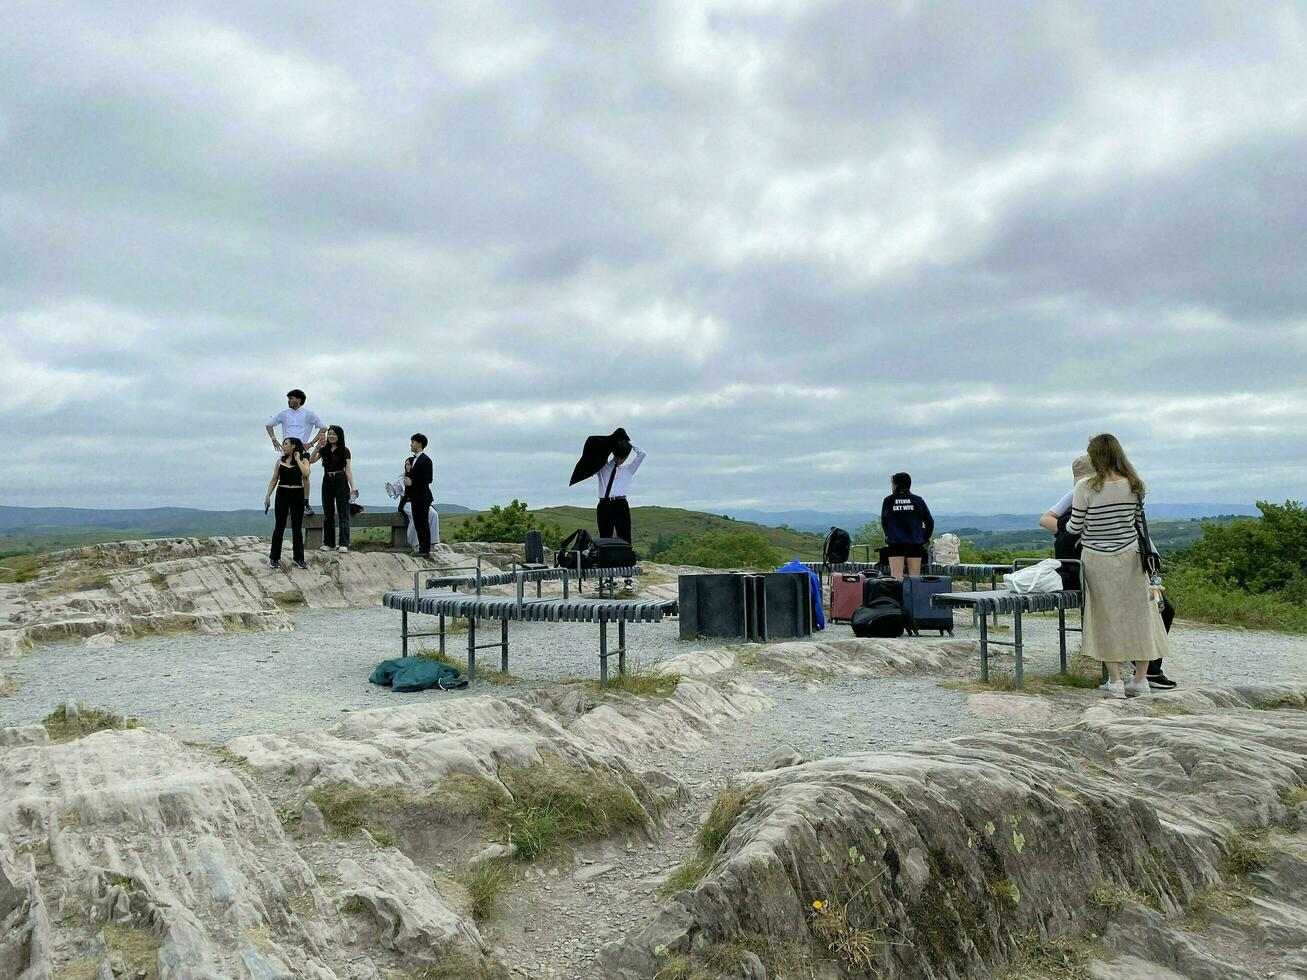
[1065,481,1088,536]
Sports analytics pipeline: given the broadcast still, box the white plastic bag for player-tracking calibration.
[1003,559,1063,594]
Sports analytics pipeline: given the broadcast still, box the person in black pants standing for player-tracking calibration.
[880,472,934,580]
[595,437,646,543]
[310,425,358,552]
[264,438,311,569]
[403,433,434,558]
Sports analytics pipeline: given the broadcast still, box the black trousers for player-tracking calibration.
[271,486,304,563]
[409,494,433,554]
[1149,595,1176,674]
[321,472,351,548]
[596,497,631,543]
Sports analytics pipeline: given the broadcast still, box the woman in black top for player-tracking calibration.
[264,437,311,569]
[309,425,358,552]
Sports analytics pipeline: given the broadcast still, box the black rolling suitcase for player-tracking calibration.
[901,575,953,635]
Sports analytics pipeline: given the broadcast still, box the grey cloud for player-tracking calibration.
[2,1,1305,513]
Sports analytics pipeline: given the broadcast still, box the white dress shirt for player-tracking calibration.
[595,444,646,498]
[268,406,324,443]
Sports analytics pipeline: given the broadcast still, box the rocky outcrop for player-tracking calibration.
[0,726,496,978]
[228,679,772,821]
[0,674,775,976]
[0,537,522,658]
[601,684,1307,979]
[748,635,980,679]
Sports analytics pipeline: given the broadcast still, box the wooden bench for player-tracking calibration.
[304,509,410,550]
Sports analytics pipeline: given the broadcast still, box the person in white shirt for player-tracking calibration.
[266,389,325,514]
[595,438,645,543]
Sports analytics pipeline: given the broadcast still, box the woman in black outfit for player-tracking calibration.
[309,425,358,552]
[264,437,311,569]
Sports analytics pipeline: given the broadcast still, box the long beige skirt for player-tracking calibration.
[1081,544,1169,664]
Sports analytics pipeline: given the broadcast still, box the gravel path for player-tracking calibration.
[3,606,1304,743]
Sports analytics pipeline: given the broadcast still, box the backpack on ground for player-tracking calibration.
[852,598,906,638]
[823,527,851,564]
[556,528,595,570]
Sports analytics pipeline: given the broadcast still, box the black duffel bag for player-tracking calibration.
[852,598,906,638]
[594,537,637,568]
[556,528,595,570]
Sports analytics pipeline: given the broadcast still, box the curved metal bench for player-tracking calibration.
[382,589,677,687]
[932,587,1084,688]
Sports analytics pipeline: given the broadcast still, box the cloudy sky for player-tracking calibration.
[3,1,1305,515]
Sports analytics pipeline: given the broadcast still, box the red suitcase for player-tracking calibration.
[829,572,868,623]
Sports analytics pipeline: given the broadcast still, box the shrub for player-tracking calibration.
[450,500,564,548]
[655,530,782,569]
[1170,501,1307,595]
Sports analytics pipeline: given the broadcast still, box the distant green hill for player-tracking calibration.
[957,516,1241,557]
[440,504,824,558]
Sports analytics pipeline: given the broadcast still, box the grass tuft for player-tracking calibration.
[1223,834,1269,877]
[42,704,140,741]
[659,783,761,898]
[457,862,515,920]
[308,781,407,833]
[411,647,469,675]
[698,784,759,853]
[997,933,1092,980]
[495,755,646,861]
[103,924,159,978]
[808,898,884,970]
[659,855,712,896]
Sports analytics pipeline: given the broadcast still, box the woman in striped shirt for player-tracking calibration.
[1065,433,1168,699]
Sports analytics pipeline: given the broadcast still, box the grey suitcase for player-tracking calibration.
[901,575,953,635]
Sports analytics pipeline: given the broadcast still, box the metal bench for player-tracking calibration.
[931,559,1084,688]
[424,564,643,596]
[384,556,668,687]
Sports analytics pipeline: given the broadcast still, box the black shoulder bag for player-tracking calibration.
[1135,501,1162,577]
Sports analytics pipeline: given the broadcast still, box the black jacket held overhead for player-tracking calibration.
[569,428,630,486]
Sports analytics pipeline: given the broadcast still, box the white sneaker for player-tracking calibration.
[1123,680,1151,698]
[337,546,349,553]
[1098,680,1126,700]
[318,545,333,552]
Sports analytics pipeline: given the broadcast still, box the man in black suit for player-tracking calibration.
[403,432,434,558]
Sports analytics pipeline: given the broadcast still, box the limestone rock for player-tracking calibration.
[758,745,805,770]
[0,726,494,977]
[469,843,517,869]
[750,635,976,679]
[600,685,1307,979]
[1,537,524,658]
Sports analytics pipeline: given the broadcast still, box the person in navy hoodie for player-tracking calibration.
[881,472,934,580]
